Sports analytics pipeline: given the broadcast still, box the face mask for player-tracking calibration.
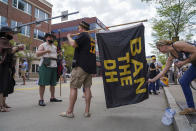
[48,40,53,44]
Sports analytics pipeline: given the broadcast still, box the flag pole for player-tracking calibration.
[60,76,62,96]
[71,19,148,36]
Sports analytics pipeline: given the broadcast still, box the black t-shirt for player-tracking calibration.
[72,32,96,74]
[149,62,156,78]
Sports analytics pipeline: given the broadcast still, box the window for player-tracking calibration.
[32,64,35,72]
[32,64,39,73]
[0,16,8,28]
[34,29,45,40]
[56,26,78,33]
[11,20,30,36]
[35,8,39,18]
[90,23,96,30]
[35,8,49,22]
[12,0,32,15]
[21,26,30,36]
[32,47,38,52]
[11,20,22,30]
[12,0,17,7]
[0,0,8,4]
[27,3,32,14]
[36,65,39,72]
[51,29,58,33]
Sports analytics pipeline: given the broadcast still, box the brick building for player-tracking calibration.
[51,17,108,75]
[51,17,108,41]
[0,0,52,77]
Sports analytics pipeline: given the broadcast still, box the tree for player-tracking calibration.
[144,0,196,41]
[16,33,36,72]
[143,0,196,62]
[143,0,196,84]
[54,40,74,72]
[62,42,74,72]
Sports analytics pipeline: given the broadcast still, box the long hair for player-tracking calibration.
[156,40,173,46]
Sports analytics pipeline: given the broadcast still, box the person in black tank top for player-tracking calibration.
[148,40,196,115]
[60,21,96,118]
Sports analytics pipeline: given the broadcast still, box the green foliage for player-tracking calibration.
[157,54,167,65]
[143,0,196,62]
[15,33,35,71]
[9,40,16,46]
[61,42,74,70]
[53,40,58,47]
[148,0,196,41]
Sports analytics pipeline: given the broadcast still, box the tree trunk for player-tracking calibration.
[172,36,179,84]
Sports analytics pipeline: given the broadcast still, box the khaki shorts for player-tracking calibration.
[21,70,26,77]
[70,67,92,89]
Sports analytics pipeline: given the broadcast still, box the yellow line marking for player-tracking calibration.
[15,87,38,91]
[15,79,103,91]
[15,84,69,91]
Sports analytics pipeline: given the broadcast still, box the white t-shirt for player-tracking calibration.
[39,42,57,67]
[155,61,162,71]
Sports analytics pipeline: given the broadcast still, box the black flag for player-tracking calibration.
[97,24,148,108]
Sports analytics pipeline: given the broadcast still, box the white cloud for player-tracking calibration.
[47,0,156,56]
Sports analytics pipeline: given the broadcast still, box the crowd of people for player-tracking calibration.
[1,21,196,117]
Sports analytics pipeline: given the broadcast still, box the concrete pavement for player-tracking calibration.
[166,84,196,130]
[0,77,173,131]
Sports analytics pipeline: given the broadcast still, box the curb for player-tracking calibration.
[163,87,194,131]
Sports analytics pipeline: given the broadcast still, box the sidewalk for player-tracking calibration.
[165,84,196,130]
[0,77,173,131]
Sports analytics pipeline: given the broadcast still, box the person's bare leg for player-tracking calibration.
[3,97,6,106]
[84,87,92,113]
[67,88,77,114]
[22,76,26,85]
[39,86,45,100]
[3,97,10,108]
[0,94,8,112]
[50,86,55,99]
[0,93,3,108]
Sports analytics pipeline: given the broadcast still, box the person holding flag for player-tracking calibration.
[60,21,96,118]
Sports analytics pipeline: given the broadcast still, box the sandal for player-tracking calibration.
[179,108,196,115]
[59,112,74,118]
[0,106,9,112]
[84,112,91,118]
[4,103,11,108]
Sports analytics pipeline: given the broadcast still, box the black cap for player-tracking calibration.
[0,26,14,33]
[79,21,90,30]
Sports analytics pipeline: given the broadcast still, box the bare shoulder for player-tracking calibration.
[173,41,187,46]
[174,41,195,51]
